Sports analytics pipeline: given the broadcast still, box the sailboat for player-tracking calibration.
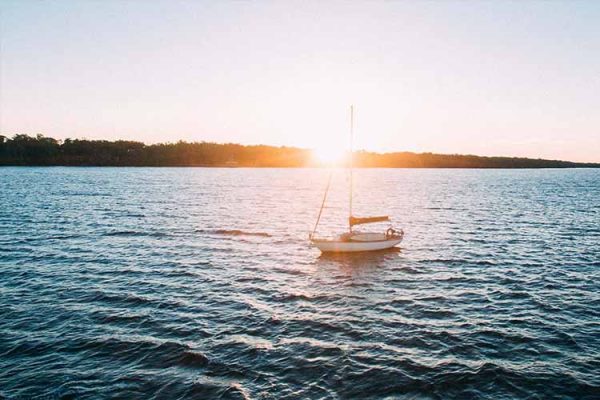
[309,106,404,253]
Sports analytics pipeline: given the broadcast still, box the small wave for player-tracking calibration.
[228,335,274,350]
[416,295,451,303]
[179,350,210,367]
[274,292,339,303]
[123,213,146,218]
[85,290,154,307]
[1,338,54,358]
[421,258,468,267]
[48,234,81,240]
[270,266,308,276]
[417,308,456,319]
[272,238,301,245]
[494,290,532,301]
[84,290,190,313]
[90,310,150,325]
[473,259,497,266]
[389,298,414,306]
[65,191,110,197]
[388,266,422,274]
[103,230,137,237]
[197,229,271,237]
[278,337,347,353]
[102,230,166,238]
[472,329,536,345]
[162,268,201,278]
[73,336,210,369]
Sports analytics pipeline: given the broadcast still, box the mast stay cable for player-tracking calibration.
[310,169,333,239]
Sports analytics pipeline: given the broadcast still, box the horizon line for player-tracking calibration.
[2,133,600,166]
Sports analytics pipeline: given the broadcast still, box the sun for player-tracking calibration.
[312,146,346,166]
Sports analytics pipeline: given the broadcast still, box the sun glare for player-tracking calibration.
[313,146,346,166]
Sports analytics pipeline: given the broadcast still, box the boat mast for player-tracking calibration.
[349,105,354,232]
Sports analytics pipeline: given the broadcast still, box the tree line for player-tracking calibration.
[1,134,597,168]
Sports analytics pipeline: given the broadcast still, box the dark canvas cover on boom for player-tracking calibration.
[349,215,389,227]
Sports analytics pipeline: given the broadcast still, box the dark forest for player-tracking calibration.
[1,134,597,168]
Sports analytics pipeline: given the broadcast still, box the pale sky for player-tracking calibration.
[1,1,599,162]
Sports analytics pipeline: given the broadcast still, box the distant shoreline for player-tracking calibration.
[1,134,599,168]
[1,165,599,169]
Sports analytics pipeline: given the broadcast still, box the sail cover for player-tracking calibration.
[349,215,389,227]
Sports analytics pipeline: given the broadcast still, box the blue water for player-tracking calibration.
[1,167,599,399]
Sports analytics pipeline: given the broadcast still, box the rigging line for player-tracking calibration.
[310,169,333,239]
[349,105,354,232]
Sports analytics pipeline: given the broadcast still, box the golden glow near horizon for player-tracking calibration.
[312,146,347,166]
[1,2,599,162]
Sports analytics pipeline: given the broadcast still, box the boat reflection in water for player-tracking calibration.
[316,247,403,274]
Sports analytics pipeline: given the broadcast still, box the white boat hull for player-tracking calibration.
[311,237,403,253]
